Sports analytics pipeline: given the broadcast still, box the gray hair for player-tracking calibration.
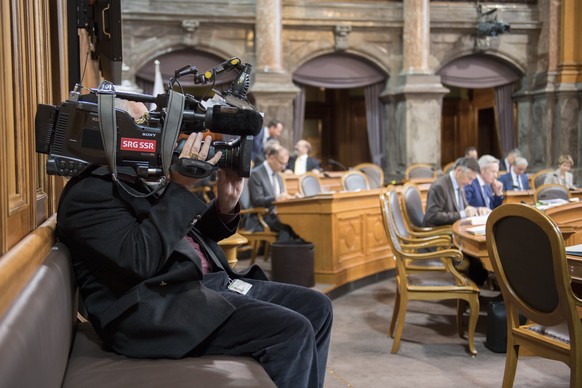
[514,156,528,168]
[478,155,499,171]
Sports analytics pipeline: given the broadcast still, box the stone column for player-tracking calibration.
[251,0,299,149]
[382,0,448,180]
[554,0,582,173]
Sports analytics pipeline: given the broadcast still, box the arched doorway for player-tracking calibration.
[292,53,388,170]
[437,54,522,165]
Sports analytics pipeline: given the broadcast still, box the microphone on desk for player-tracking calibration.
[328,159,348,171]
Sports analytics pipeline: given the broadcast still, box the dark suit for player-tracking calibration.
[423,174,467,227]
[287,156,320,173]
[248,163,302,242]
[498,172,530,191]
[464,178,503,209]
[57,170,330,387]
[251,127,266,165]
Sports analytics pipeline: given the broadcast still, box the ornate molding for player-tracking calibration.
[334,24,352,51]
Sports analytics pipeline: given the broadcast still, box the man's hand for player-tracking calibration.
[491,179,503,196]
[464,206,478,217]
[477,207,492,216]
[216,168,243,214]
[170,132,222,187]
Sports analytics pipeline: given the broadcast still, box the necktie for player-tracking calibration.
[457,188,463,210]
[272,172,279,196]
[482,185,490,208]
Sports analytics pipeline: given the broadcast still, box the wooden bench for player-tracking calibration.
[0,241,275,387]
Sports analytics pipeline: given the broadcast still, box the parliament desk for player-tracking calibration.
[283,171,345,196]
[274,188,393,287]
[503,189,582,204]
[452,202,582,283]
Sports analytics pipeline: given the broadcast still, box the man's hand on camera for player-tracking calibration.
[216,168,244,214]
[170,132,222,186]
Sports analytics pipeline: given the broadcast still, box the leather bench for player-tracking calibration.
[0,243,275,388]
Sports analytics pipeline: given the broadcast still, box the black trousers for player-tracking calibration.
[192,271,333,388]
[264,213,303,242]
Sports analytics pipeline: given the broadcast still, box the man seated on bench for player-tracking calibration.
[56,101,333,388]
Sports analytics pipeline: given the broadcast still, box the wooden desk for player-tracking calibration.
[274,188,393,287]
[453,202,582,281]
[283,171,344,196]
[503,189,582,204]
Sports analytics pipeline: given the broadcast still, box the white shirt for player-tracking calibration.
[263,161,280,196]
[294,154,308,175]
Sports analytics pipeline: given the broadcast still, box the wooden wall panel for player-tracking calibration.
[0,0,65,255]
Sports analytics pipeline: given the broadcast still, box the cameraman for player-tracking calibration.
[56,122,332,387]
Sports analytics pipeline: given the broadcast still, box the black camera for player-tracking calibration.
[35,58,262,179]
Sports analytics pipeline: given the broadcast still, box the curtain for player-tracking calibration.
[364,82,386,166]
[293,85,306,145]
[494,83,516,156]
[292,53,388,163]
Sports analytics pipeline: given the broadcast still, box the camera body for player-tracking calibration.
[35,59,262,178]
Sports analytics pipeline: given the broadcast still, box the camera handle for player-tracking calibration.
[171,158,218,179]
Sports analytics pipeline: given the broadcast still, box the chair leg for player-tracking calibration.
[249,241,259,265]
[502,336,519,388]
[391,295,408,354]
[456,299,466,339]
[465,295,479,356]
[388,289,401,338]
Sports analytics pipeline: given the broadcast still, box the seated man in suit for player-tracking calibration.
[423,157,488,227]
[464,154,504,210]
[498,156,530,191]
[499,148,521,172]
[286,139,320,175]
[248,145,306,243]
[424,157,490,285]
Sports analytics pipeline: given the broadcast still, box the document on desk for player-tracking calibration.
[466,225,486,235]
[565,243,582,257]
[467,215,489,225]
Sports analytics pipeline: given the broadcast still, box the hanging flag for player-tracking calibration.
[151,59,164,110]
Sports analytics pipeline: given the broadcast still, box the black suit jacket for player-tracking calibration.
[57,172,267,359]
[287,156,320,173]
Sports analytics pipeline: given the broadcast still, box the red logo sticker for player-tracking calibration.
[120,137,156,152]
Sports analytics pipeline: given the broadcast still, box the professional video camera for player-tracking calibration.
[35,57,263,180]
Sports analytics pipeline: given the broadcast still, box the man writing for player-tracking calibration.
[57,110,332,387]
[248,145,306,243]
[423,157,489,227]
[464,155,504,210]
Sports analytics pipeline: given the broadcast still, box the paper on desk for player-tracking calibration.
[565,243,582,257]
[466,225,486,235]
[467,215,489,225]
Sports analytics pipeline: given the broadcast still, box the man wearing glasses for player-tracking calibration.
[248,145,306,243]
[423,157,489,227]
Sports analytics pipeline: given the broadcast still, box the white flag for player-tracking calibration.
[151,59,164,110]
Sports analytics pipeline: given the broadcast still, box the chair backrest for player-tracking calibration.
[405,163,436,180]
[401,183,425,228]
[379,192,403,254]
[442,161,455,175]
[486,204,580,328]
[387,190,410,239]
[299,172,322,197]
[342,170,370,191]
[532,168,555,189]
[534,183,570,202]
[354,163,384,189]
